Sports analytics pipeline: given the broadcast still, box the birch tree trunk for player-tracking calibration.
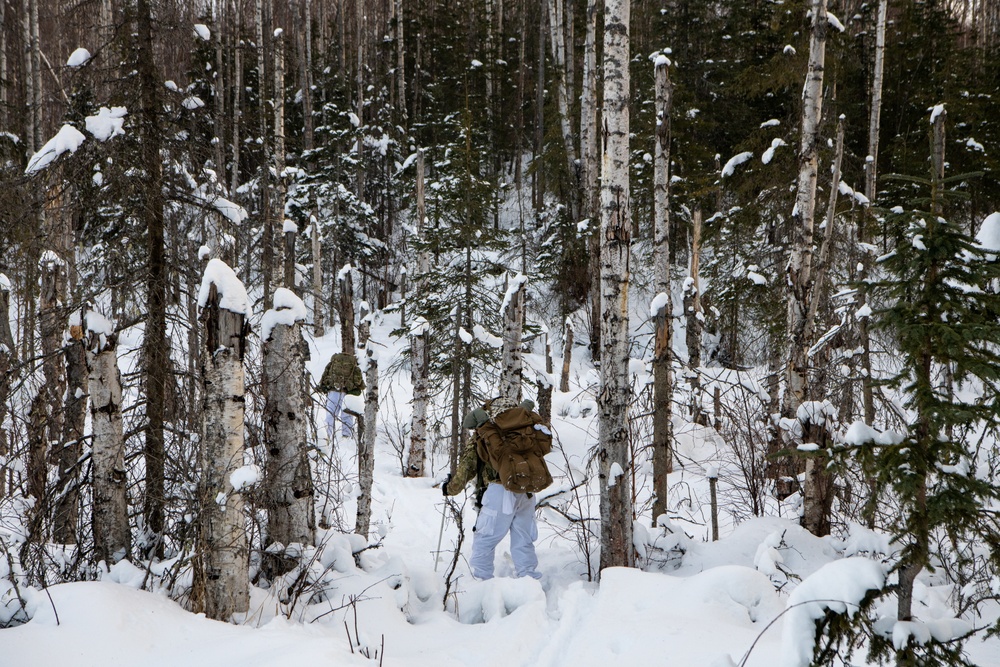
[54,312,88,544]
[355,346,378,539]
[598,0,635,573]
[406,318,429,477]
[651,54,674,525]
[499,275,526,402]
[859,0,886,427]
[582,0,601,367]
[559,316,573,393]
[230,23,242,196]
[0,276,15,498]
[394,0,405,124]
[783,0,827,419]
[30,253,67,507]
[257,0,274,309]
[684,208,704,425]
[406,151,430,478]
[800,117,844,538]
[546,0,580,221]
[275,32,294,294]
[263,290,314,564]
[538,328,553,422]
[195,266,250,621]
[213,7,226,181]
[311,214,323,335]
[88,314,129,565]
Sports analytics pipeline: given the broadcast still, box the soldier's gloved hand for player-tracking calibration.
[441,473,452,496]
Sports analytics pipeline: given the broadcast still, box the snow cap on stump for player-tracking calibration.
[198,258,249,315]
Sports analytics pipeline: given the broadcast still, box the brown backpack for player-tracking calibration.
[474,406,553,494]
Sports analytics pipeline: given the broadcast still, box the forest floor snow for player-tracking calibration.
[4,314,1000,667]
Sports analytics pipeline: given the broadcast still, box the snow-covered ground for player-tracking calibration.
[4,309,1000,667]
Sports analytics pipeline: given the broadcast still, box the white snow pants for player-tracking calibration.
[325,391,354,440]
[469,483,541,580]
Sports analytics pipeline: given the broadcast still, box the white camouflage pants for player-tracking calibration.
[469,483,541,580]
[325,391,354,440]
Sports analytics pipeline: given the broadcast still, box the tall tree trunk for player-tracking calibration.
[338,264,356,351]
[213,7,227,180]
[651,54,673,525]
[138,0,168,556]
[406,152,430,478]
[859,0,886,427]
[311,214,323,335]
[559,316,573,393]
[598,0,634,573]
[53,312,88,544]
[394,0,405,125]
[35,252,67,519]
[0,0,6,129]
[583,0,601,364]
[546,0,580,221]
[258,0,274,309]
[88,313,129,565]
[230,21,243,196]
[0,276,15,498]
[263,290,314,565]
[275,32,294,291]
[355,346,378,539]
[407,319,429,477]
[783,0,827,419]
[538,328,553,422]
[685,207,704,425]
[195,265,250,621]
[800,120,844,538]
[499,275,526,402]
[301,0,315,152]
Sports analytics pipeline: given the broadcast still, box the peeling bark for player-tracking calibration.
[355,348,378,539]
[598,0,635,573]
[499,277,526,402]
[89,322,129,564]
[263,307,314,563]
[195,281,250,621]
[651,55,674,525]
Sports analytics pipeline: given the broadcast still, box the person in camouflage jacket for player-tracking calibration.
[442,397,543,581]
[318,352,364,440]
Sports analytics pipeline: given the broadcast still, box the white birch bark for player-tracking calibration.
[651,55,673,524]
[54,312,88,544]
[406,318,429,477]
[801,117,844,538]
[499,275,526,402]
[783,0,828,417]
[355,346,378,539]
[580,0,600,222]
[263,293,314,553]
[0,277,12,498]
[859,0,886,426]
[88,319,129,565]
[395,0,405,122]
[546,0,580,220]
[230,17,242,196]
[338,264,356,351]
[406,151,430,477]
[685,208,704,424]
[197,270,250,621]
[311,214,324,335]
[559,316,573,393]
[598,0,635,573]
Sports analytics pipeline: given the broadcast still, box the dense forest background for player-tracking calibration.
[3,0,1000,663]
